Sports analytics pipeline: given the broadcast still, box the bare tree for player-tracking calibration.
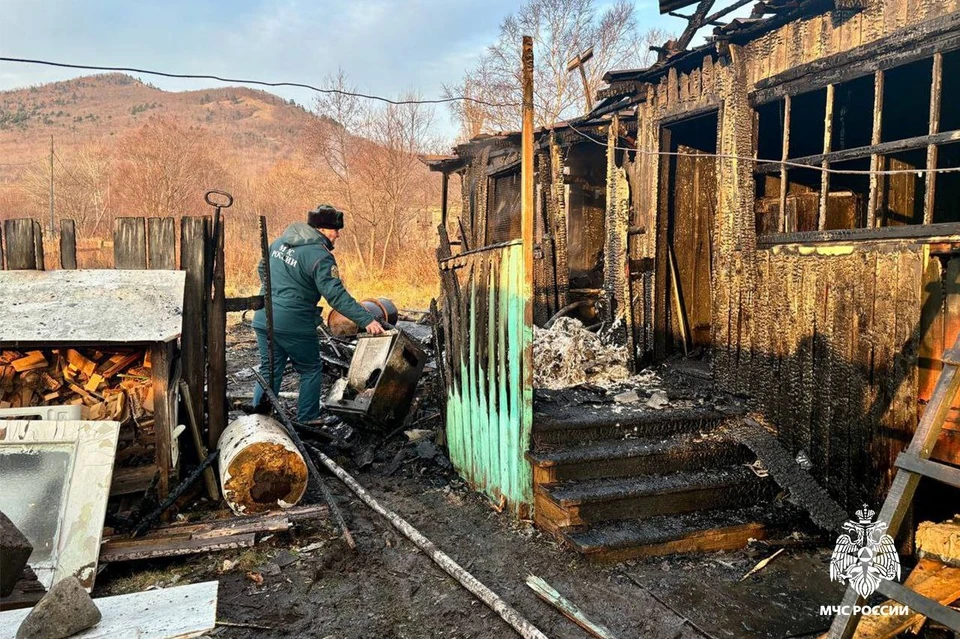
[112,116,227,218]
[444,0,668,136]
[311,71,439,277]
[21,143,114,236]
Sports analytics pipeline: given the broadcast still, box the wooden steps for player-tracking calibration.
[530,404,798,559]
[562,503,802,562]
[532,405,736,447]
[536,466,776,526]
[527,431,751,483]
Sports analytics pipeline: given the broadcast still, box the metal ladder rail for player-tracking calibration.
[827,341,960,638]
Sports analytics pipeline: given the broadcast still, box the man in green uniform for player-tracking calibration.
[252,204,385,422]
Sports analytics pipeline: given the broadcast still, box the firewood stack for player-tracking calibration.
[0,348,156,465]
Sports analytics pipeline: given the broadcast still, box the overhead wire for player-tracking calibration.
[3,55,958,177]
[0,56,522,108]
[53,151,85,186]
[565,120,960,176]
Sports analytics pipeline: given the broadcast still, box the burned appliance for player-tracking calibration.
[326,329,427,429]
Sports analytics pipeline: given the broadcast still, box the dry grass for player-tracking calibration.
[225,237,440,311]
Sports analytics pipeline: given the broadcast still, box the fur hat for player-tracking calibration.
[307,204,344,230]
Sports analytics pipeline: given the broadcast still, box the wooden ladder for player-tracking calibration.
[828,337,960,637]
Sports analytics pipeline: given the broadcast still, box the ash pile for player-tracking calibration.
[533,317,630,390]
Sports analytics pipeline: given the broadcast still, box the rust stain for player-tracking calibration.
[223,442,308,515]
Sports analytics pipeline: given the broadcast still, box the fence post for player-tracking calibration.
[4,219,38,270]
[147,217,177,270]
[114,217,147,269]
[180,216,209,447]
[60,219,77,269]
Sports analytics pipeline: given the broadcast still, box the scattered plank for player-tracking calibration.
[739,548,784,582]
[100,505,327,562]
[11,352,46,373]
[916,519,960,567]
[852,558,960,638]
[0,581,218,639]
[525,575,618,639]
[101,533,257,563]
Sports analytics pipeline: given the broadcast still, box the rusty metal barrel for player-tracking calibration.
[218,415,308,515]
[327,297,399,336]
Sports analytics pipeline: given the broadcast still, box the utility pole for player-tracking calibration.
[49,135,55,235]
[521,35,535,457]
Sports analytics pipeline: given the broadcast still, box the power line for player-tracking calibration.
[53,151,84,186]
[565,122,960,176]
[0,56,522,109]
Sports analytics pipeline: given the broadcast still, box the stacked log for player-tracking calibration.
[0,348,155,465]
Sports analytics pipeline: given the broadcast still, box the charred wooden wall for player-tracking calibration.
[452,137,565,327]
[620,0,960,509]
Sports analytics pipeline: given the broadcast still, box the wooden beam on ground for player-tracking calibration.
[525,575,617,639]
[114,217,147,269]
[306,441,549,639]
[147,217,177,270]
[59,219,77,269]
[101,505,328,562]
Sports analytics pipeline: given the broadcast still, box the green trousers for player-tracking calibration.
[252,327,323,422]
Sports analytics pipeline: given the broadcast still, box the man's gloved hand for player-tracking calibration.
[365,320,386,335]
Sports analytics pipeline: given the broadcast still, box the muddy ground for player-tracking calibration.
[95,318,845,639]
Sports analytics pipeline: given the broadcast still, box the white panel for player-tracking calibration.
[0,269,185,344]
[0,581,218,639]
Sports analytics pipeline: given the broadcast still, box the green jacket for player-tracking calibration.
[252,222,375,335]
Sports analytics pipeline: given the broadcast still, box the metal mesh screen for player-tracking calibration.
[486,171,521,245]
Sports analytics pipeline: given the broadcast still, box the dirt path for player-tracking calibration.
[203,470,704,639]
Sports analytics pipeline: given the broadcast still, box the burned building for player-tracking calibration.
[429,0,960,560]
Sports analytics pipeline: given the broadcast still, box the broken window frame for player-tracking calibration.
[485,164,523,246]
[753,47,960,244]
[0,420,120,591]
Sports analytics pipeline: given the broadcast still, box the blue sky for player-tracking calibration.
[0,0,703,137]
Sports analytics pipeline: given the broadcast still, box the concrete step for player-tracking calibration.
[531,404,742,447]
[535,466,777,528]
[560,502,803,562]
[527,431,752,484]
